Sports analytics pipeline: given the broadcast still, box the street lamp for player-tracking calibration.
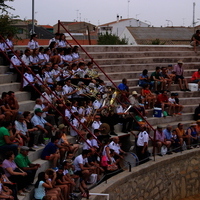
[32,0,35,34]
[166,19,173,27]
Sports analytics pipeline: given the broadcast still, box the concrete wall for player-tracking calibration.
[90,149,200,200]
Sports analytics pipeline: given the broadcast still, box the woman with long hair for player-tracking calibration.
[28,34,39,50]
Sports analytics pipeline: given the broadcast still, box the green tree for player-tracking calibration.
[98,32,128,45]
[0,0,19,37]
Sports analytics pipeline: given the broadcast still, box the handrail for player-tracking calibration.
[0,35,98,152]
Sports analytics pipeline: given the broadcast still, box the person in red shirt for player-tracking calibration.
[191,68,200,90]
[155,90,173,116]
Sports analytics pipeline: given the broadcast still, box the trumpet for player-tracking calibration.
[70,83,81,91]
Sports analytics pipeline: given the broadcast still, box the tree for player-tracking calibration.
[98,32,128,45]
[0,0,19,37]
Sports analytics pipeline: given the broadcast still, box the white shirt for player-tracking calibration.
[44,71,54,84]
[5,39,13,52]
[83,139,92,150]
[116,105,125,114]
[74,154,85,172]
[51,69,61,82]
[49,38,59,47]
[137,131,149,146]
[93,99,102,110]
[109,141,121,154]
[30,55,40,64]
[91,137,99,148]
[21,54,31,66]
[40,92,53,103]
[10,55,21,69]
[91,121,102,130]
[70,118,79,137]
[168,97,176,104]
[23,72,34,87]
[0,42,5,51]
[28,40,39,49]
[62,85,74,98]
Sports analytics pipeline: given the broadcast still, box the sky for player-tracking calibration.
[5,0,200,27]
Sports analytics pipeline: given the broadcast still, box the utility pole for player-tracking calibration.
[32,0,35,34]
[193,2,195,29]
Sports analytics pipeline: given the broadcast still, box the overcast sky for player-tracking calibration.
[6,0,200,27]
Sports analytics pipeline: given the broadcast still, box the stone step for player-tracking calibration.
[81,51,196,59]
[0,82,21,93]
[94,56,200,65]
[18,100,35,112]
[82,45,192,52]
[146,105,197,117]
[179,97,200,105]
[97,63,199,73]
[147,112,194,126]
[0,65,9,73]
[0,73,17,84]
[15,91,31,102]
[100,70,194,81]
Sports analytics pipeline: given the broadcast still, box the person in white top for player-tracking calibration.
[21,48,32,66]
[10,50,22,70]
[28,34,39,50]
[62,79,78,99]
[5,34,14,58]
[135,125,149,164]
[82,133,93,150]
[49,32,60,47]
[58,33,67,48]
[91,115,102,132]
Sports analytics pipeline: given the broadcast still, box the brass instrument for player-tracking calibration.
[87,69,99,79]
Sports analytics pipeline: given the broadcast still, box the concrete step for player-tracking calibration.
[82,45,193,52]
[147,112,194,126]
[0,73,17,84]
[15,91,31,102]
[81,51,197,59]
[97,63,199,74]
[0,82,21,93]
[0,65,9,73]
[18,100,35,112]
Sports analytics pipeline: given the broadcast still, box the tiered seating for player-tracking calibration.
[0,45,200,199]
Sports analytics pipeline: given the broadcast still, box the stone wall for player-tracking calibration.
[90,149,200,200]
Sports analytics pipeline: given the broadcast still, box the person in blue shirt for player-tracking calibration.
[41,136,60,169]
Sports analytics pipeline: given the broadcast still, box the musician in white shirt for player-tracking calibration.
[28,34,39,50]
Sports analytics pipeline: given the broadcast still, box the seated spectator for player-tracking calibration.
[129,91,146,117]
[109,136,126,164]
[0,92,18,121]
[138,69,152,88]
[41,136,60,170]
[155,125,172,156]
[34,172,58,200]
[150,66,165,92]
[161,67,172,91]
[118,78,129,102]
[171,129,180,152]
[7,91,19,112]
[191,68,200,90]
[175,123,190,151]
[21,48,32,67]
[168,93,183,116]
[167,64,176,83]
[173,60,190,91]
[196,119,200,136]
[73,150,93,197]
[0,121,18,156]
[23,111,40,149]
[31,108,55,139]
[2,151,28,196]
[185,123,198,149]
[155,90,173,116]
[55,167,70,200]
[14,146,40,185]
[194,104,200,120]
[141,84,156,109]
[190,29,200,52]
[0,172,14,200]
[71,45,83,63]
[58,124,79,157]
[14,114,30,147]
[82,133,93,150]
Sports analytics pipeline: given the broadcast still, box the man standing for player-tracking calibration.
[14,146,40,184]
[136,125,149,164]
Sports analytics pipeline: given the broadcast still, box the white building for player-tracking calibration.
[98,17,149,37]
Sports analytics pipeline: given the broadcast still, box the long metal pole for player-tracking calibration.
[32,0,34,34]
[193,2,195,28]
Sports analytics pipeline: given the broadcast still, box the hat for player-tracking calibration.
[157,125,163,129]
[196,119,200,123]
[77,81,84,86]
[88,83,95,88]
[20,146,29,151]
[34,108,43,113]
[132,91,138,95]
[190,123,197,126]
[58,124,67,130]
[177,60,184,64]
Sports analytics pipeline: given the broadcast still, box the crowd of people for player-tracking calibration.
[0,32,200,199]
